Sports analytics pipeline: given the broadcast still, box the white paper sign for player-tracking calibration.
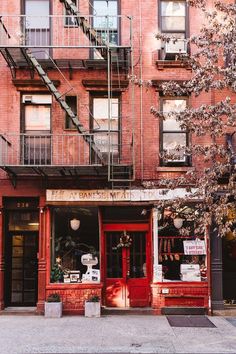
[183,240,206,255]
[153,264,163,282]
[180,264,201,282]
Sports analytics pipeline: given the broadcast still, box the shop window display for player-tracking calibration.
[157,207,207,282]
[51,207,100,284]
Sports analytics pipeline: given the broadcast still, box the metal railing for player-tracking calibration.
[0,15,132,48]
[0,133,133,167]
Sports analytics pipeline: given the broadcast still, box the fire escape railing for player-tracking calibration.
[0,133,133,167]
[0,15,132,49]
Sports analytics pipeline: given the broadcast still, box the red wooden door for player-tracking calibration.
[103,224,151,308]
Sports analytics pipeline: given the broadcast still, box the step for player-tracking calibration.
[102,307,155,316]
[161,307,206,315]
[0,307,37,316]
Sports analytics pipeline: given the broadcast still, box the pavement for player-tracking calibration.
[0,315,236,354]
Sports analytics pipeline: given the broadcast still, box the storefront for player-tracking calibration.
[0,189,210,315]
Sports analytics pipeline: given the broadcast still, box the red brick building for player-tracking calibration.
[0,0,232,315]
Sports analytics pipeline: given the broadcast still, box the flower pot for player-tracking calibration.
[44,301,62,318]
[84,301,101,317]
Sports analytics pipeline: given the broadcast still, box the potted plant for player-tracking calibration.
[84,295,101,317]
[44,293,63,318]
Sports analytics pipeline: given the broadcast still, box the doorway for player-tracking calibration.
[4,209,39,307]
[103,224,151,308]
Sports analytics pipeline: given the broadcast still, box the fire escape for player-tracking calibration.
[0,0,134,187]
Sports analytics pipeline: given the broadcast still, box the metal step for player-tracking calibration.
[24,49,103,162]
[60,0,107,59]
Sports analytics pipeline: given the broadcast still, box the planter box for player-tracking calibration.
[84,301,101,317]
[44,302,62,318]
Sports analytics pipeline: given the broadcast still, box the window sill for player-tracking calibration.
[156,166,194,172]
[156,60,191,70]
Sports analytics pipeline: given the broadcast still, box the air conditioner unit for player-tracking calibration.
[164,39,187,57]
[23,95,33,103]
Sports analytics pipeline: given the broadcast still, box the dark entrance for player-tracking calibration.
[5,233,38,306]
[222,237,236,304]
[4,207,39,307]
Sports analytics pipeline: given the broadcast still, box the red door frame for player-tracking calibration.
[101,223,151,307]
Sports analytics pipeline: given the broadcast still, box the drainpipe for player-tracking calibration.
[139,0,144,182]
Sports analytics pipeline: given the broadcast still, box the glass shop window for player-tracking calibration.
[157,207,207,282]
[51,207,100,284]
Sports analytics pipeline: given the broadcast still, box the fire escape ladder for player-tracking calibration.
[59,0,107,59]
[25,50,104,163]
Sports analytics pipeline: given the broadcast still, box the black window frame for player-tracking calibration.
[90,0,120,59]
[89,92,121,163]
[158,0,189,60]
[160,96,190,167]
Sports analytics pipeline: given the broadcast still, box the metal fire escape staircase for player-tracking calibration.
[59,0,107,60]
[25,50,103,162]
[0,3,134,185]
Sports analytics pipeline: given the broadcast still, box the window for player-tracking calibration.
[65,96,77,129]
[24,0,50,59]
[91,94,120,163]
[157,207,207,282]
[22,94,51,165]
[92,0,118,58]
[64,0,79,27]
[160,98,189,165]
[159,1,187,60]
[51,207,100,284]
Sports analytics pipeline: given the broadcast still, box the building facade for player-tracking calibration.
[0,0,233,315]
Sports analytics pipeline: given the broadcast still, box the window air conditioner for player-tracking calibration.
[23,95,33,103]
[164,39,187,58]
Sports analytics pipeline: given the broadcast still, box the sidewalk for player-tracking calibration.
[0,315,236,354]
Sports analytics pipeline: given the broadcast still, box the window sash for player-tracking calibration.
[161,98,188,164]
[160,1,186,32]
[93,0,118,29]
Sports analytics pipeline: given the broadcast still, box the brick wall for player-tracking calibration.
[0,0,234,184]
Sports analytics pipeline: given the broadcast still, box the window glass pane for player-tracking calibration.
[93,1,118,29]
[161,1,185,31]
[158,207,206,282]
[106,232,122,278]
[25,105,50,131]
[163,132,186,161]
[25,0,50,28]
[9,212,39,231]
[51,207,100,284]
[130,232,146,278]
[93,98,118,120]
[161,17,185,31]
[94,132,118,153]
[161,1,185,16]
[163,100,186,131]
